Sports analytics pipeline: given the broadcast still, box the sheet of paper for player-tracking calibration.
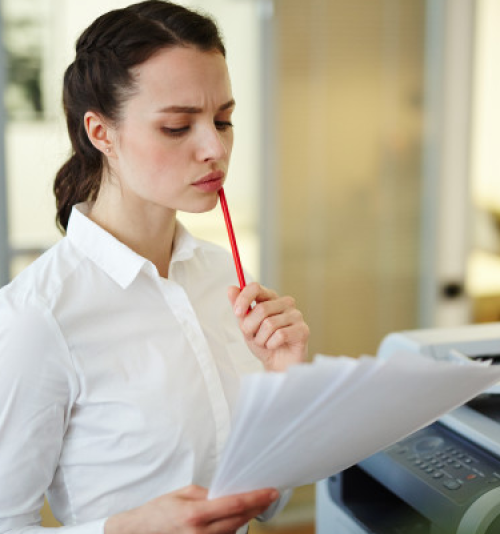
[209,352,500,498]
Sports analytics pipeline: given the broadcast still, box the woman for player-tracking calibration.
[0,1,309,533]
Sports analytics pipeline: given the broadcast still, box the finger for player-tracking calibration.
[240,297,295,339]
[265,322,310,351]
[205,502,274,534]
[227,285,241,307]
[252,309,300,347]
[233,283,277,318]
[205,493,280,534]
[193,489,279,525]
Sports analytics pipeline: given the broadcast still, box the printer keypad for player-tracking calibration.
[388,426,500,504]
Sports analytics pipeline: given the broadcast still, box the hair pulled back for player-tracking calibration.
[54,0,226,231]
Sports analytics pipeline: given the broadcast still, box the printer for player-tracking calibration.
[316,322,500,534]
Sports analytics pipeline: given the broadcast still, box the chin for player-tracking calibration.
[182,194,220,214]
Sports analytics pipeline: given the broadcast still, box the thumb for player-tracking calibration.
[227,285,241,307]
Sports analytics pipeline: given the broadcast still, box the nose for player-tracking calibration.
[196,125,229,162]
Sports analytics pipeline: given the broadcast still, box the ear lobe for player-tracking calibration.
[84,111,113,155]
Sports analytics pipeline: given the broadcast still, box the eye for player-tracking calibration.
[215,121,234,132]
[162,126,190,138]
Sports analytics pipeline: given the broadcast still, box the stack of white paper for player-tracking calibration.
[209,352,500,498]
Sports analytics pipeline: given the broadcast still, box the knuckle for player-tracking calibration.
[270,329,286,346]
[257,301,271,317]
[293,309,305,323]
[262,316,276,332]
[277,329,287,342]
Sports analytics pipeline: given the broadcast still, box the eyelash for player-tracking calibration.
[162,121,234,138]
[215,121,234,131]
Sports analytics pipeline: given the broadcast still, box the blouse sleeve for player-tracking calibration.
[0,297,105,534]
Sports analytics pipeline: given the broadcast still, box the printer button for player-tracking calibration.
[443,480,462,490]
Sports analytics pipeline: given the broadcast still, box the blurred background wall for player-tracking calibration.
[270,0,425,358]
[1,0,500,531]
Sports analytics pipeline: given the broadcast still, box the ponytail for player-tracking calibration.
[54,153,101,232]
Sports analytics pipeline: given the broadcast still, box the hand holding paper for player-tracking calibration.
[209,352,500,499]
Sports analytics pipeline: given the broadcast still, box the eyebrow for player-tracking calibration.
[156,99,235,114]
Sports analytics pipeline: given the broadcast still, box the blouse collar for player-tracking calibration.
[66,203,201,289]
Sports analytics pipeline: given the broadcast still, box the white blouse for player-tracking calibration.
[0,204,284,533]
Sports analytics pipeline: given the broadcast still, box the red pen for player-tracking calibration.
[219,187,246,290]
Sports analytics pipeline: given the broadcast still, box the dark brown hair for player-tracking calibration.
[54,0,226,231]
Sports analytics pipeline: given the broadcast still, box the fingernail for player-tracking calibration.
[234,306,243,316]
[269,490,279,501]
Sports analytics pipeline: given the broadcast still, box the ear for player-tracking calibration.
[84,111,114,156]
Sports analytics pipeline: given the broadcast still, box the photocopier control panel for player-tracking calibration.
[323,421,500,533]
[384,424,500,506]
[317,323,500,534]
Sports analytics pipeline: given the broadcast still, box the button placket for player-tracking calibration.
[157,278,231,461]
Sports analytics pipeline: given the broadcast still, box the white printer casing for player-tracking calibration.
[317,322,500,534]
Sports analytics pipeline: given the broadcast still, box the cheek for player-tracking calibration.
[141,145,192,195]
[150,145,186,175]
[126,133,180,174]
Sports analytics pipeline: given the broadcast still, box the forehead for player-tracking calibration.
[130,47,232,111]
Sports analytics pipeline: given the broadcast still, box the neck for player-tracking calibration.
[89,190,177,279]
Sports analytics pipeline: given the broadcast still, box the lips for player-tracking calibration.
[193,170,225,185]
[192,170,225,192]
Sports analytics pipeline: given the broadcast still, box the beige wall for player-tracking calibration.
[273,0,425,357]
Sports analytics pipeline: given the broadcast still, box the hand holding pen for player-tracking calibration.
[219,188,310,371]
